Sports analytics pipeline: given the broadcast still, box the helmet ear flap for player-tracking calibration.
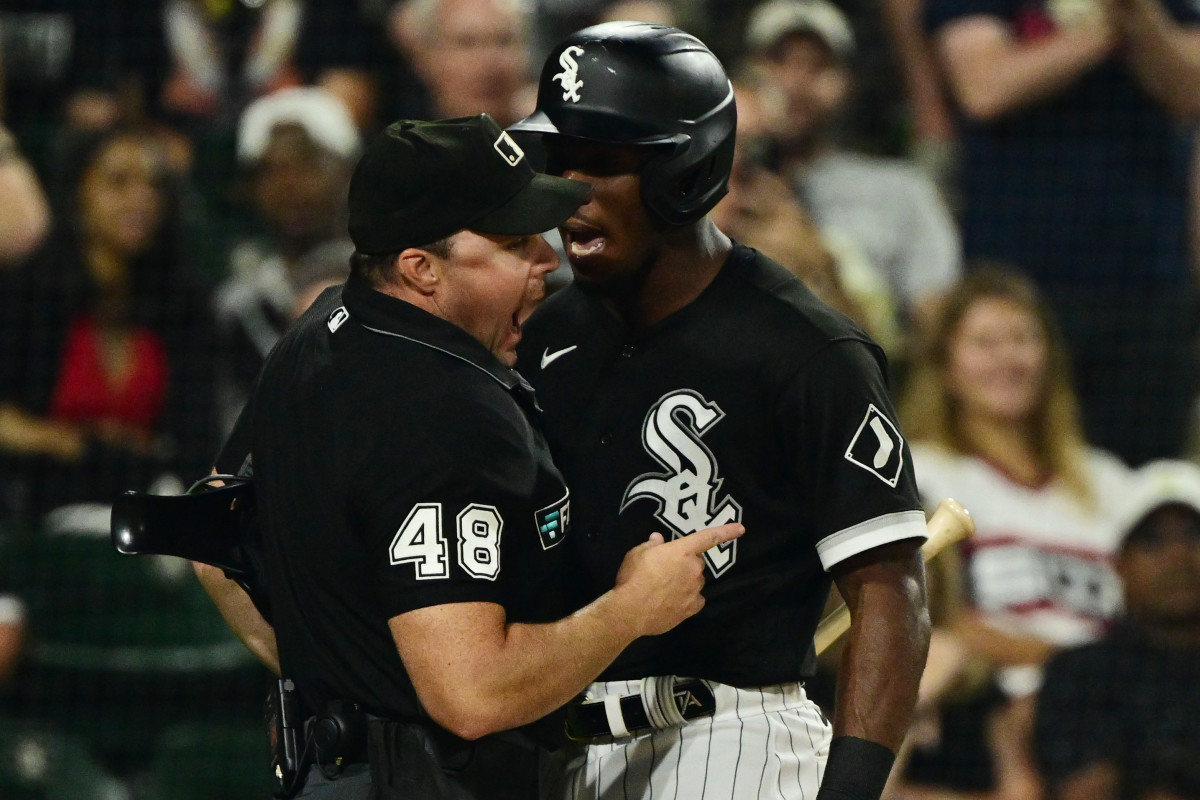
[641,130,735,226]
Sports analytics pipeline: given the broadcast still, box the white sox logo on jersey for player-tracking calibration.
[553,46,585,102]
[844,403,906,487]
[621,389,741,577]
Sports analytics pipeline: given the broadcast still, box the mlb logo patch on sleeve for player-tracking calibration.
[845,404,906,487]
[534,491,570,550]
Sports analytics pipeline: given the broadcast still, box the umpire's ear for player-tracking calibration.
[395,246,440,296]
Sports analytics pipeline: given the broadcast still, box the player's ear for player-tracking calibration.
[395,247,439,295]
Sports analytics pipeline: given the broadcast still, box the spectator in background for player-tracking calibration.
[0,0,382,187]
[595,0,680,25]
[0,122,50,267]
[0,125,217,523]
[213,87,358,435]
[157,0,307,129]
[879,0,960,206]
[1035,459,1200,800]
[96,0,380,133]
[0,0,131,134]
[746,0,961,357]
[711,70,874,335]
[926,0,1200,466]
[293,0,398,131]
[391,0,537,127]
[898,267,1131,799]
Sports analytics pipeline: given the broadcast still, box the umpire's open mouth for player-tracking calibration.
[510,312,522,343]
[516,282,546,329]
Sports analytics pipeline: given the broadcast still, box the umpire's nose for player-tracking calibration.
[532,234,560,277]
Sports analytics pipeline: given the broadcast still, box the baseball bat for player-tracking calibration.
[812,498,975,656]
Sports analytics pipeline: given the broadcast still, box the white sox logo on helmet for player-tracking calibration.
[621,389,741,577]
[552,45,585,102]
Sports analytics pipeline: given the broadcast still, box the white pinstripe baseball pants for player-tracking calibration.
[554,680,832,800]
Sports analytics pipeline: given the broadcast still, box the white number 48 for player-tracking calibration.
[389,503,502,581]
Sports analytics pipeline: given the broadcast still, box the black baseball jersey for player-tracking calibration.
[216,274,573,722]
[516,244,926,686]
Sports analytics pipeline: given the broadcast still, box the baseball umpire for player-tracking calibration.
[192,113,744,800]
[510,23,931,800]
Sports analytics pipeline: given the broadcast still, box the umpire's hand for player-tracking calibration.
[611,524,745,637]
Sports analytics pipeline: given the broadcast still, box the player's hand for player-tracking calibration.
[611,523,744,638]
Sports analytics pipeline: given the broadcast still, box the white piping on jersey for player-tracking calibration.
[357,322,518,391]
[815,509,927,571]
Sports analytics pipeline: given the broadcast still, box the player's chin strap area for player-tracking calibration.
[564,677,716,743]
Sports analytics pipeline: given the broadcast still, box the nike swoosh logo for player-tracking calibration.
[540,345,578,369]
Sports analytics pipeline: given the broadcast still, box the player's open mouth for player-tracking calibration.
[562,221,605,258]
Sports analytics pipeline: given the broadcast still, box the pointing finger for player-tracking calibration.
[674,523,745,555]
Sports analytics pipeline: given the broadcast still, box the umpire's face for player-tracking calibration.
[427,229,560,367]
[545,137,662,288]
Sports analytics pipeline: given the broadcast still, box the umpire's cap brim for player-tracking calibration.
[469,171,591,236]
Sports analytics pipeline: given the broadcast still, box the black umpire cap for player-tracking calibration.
[348,113,591,254]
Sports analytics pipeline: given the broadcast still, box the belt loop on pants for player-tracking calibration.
[565,677,717,743]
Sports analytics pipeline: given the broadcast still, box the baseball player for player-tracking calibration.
[510,23,930,800]
[192,114,743,800]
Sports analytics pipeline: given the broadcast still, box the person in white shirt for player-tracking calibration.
[745,0,962,350]
[897,265,1133,799]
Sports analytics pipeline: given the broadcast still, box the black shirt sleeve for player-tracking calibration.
[776,339,926,569]
[361,397,542,618]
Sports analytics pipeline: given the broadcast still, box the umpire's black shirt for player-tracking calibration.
[217,274,573,723]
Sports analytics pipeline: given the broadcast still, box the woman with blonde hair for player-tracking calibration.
[891,266,1132,799]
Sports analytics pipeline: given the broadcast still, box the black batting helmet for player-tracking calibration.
[509,22,736,226]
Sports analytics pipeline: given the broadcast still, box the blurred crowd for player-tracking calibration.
[0,0,1199,798]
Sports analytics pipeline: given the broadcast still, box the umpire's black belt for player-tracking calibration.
[565,677,716,743]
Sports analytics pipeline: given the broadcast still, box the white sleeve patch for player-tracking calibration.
[327,305,350,332]
[845,404,906,487]
[817,510,928,570]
